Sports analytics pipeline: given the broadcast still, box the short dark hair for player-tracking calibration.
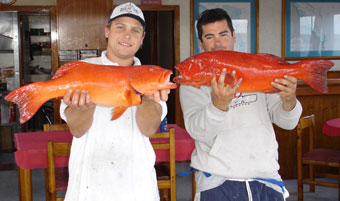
[196,8,234,41]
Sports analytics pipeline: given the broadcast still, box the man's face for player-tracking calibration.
[105,16,145,62]
[199,19,236,52]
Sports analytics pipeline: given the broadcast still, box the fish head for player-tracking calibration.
[173,56,214,88]
[130,65,177,95]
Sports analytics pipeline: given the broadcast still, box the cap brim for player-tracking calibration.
[108,14,146,29]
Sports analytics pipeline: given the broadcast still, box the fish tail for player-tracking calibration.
[299,60,334,93]
[4,82,50,124]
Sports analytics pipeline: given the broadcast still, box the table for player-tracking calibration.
[14,124,195,201]
[322,118,340,137]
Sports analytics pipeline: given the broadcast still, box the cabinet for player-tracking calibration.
[57,0,112,51]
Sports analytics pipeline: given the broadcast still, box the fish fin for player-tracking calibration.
[125,86,141,105]
[299,60,334,93]
[4,82,48,124]
[52,61,84,79]
[258,53,289,65]
[111,107,128,120]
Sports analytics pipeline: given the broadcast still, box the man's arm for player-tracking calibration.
[63,89,95,138]
[136,89,170,137]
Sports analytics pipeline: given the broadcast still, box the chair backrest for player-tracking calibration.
[43,124,69,132]
[150,128,176,201]
[297,114,315,153]
[47,141,71,201]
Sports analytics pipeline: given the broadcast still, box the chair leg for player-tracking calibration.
[192,171,196,201]
[49,192,57,201]
[160,189,170,201]
[309,164,315,192]
[297,163,303,201]
[338,166,340,201]
[45,169,49,201]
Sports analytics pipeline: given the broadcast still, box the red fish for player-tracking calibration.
[173,50,333,93]
[5,61,177,124]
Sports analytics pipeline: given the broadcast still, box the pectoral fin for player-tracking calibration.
[125,86,141,105]
[111,107,128,120]
[110,87,141,121]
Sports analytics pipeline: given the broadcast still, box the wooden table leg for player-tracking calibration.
[18,167,32,201]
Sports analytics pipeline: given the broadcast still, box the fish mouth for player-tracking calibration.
[161,71,177,89]
[131,70,177,96]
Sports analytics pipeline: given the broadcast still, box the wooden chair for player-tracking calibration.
[43,123,69,132]
[47,141,71,201]
[44,124,69,201]
[297,114,340,201]
[151,128,176,201]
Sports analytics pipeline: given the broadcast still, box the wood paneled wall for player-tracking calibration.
[276,79,340,179]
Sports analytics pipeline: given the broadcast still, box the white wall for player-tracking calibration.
[12,0,340,70]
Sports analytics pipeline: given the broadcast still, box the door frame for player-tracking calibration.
[0,6,58,129]
[139,5,181,126]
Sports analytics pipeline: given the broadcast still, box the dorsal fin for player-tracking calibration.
[52,61,84,79]
[257,53,288,65]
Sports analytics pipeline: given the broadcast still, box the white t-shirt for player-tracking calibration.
[60,51,167,201]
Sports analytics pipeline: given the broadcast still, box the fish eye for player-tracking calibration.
[150,68,154,72]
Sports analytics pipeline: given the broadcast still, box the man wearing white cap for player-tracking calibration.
[60,2,167,201]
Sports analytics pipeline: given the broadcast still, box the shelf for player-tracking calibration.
[30,35,50,43]
[0,122,17,127]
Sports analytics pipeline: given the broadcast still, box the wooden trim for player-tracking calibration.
[297,80,340,96]
[303,160,340,168]
[303,179,339,188]
[0,6,54,12]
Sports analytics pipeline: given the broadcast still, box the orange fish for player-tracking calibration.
[5,61,177,124]
[173,50,333,93]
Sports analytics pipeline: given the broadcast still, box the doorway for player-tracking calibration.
[136,5,180,124]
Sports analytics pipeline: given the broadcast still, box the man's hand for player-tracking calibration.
[63,89,95,110]
[271,75,298,111]
[211,69,242,111]
[136,89,170,137]
[143,89,170,102]
[64,89,95,138]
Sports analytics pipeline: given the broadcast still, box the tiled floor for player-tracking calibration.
[0,152,338,201]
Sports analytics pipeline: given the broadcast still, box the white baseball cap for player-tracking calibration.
[108,2,146,29]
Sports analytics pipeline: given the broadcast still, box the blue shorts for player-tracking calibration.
[200,180,284,201]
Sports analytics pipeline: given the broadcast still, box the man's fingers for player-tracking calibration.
[160,89,170,102]
[71,90,80,106]
[63,89,73,104]
[218,68,227,85]
[78,90,86,106]
[233,78,243,92]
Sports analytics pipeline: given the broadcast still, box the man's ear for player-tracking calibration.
[104,26,110,38]
[140,31,146,45]
[198,39,204,50]
[232,31,236,42]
